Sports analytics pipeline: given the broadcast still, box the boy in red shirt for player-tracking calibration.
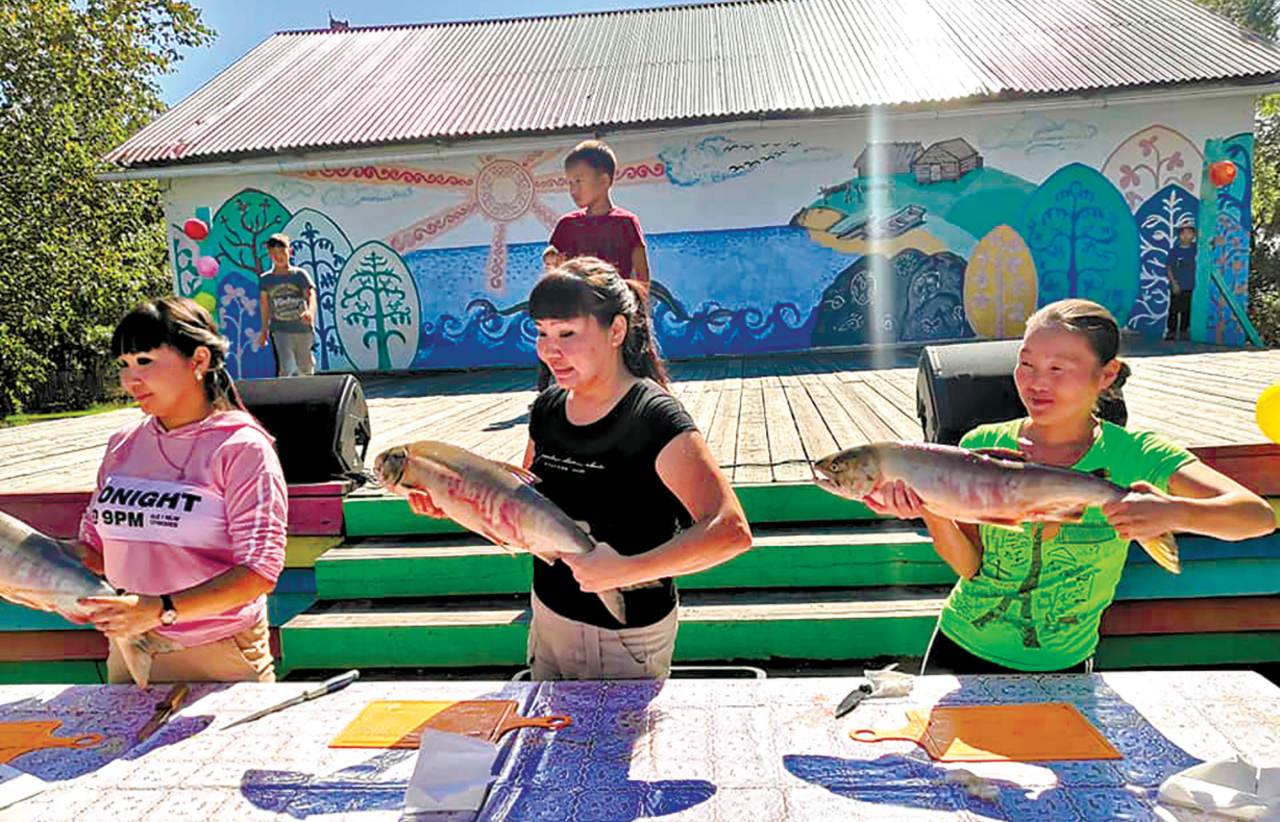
[545,140,650,283]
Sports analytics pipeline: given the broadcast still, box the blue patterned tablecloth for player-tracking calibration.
[1,672,1277,821]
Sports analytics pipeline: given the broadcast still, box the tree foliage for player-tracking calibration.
[0,1,212,414]
[1195,0,1280,344]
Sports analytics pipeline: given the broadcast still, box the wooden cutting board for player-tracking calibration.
[851,703,1122,762]
[330,700,572,749]
[0,721,102,764]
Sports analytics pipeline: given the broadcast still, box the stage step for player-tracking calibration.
[314,522,951,599]
[280,587,950,671]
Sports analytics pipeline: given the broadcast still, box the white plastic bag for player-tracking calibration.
[1158,755,1280,821]
[865,664,914,699]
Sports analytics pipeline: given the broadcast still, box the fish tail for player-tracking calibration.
[115,632,184,689]
[1139,533,1181,575]
[598,589,627,625]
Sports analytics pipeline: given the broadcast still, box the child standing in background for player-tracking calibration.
[1165,220,1197,342]
[546,141,651,284]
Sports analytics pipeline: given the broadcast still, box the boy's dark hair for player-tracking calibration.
[266,233,291,248]
[565,140,617,180]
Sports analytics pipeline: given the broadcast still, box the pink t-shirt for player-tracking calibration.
[549,206,647,282]
[79,410,288,647]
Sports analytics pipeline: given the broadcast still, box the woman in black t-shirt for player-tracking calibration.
[408,258,752,679]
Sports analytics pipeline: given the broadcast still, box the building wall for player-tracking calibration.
[163,93,1257,379]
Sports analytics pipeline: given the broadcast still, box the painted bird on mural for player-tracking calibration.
[812,441,1181,574]
[373,440,629,623]
[0,510,182,687]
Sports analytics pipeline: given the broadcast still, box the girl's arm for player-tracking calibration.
[1104,461,1276,543]
[866,481,984,579]
[563,431,753,591]
[81,568,274,636]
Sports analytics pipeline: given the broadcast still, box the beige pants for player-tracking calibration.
[107,616,276,684]
[528,592,677,680]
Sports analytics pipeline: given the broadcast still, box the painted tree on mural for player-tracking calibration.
[286,211,352,371]
[1129,185,1198,336]
[1022,164,1139,322]
[340,249,413,370]
[208,189,290,275]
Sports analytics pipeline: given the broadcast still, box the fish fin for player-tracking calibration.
[1139,533,1181,575]
[494,461,540,485]
[114,635,153,689]
[969,517,1025,532]
[1089,468,1112,481]
[411,455,465,484]
[598,589,627,625]
[1028,505,1088,524]
[973,447,1028,463]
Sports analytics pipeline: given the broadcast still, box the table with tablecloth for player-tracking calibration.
[1,671,1277,821]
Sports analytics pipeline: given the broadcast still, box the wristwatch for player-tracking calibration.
[159,594,179,626]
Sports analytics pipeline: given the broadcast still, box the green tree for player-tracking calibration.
[0,1,212,414]
[1195,0,1280,344]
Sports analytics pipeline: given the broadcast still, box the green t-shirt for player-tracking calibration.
[938,419,1195,671]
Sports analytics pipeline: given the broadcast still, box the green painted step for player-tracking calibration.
[0,661,106,685]
[314,523,952,599]
[342,482,878,537]
[1096,632,1280,669]
[280,588,949,671]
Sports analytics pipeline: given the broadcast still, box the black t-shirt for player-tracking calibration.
[529,380,698,629]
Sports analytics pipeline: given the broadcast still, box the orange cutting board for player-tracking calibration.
[851,703,1122,762]
[330,700,571,749]
[0,721,102,764]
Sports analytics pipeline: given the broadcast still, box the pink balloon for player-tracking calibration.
[196,255,220,279]
[183,218,210,241]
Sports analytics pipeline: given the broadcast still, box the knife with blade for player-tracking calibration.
[222,669,360,731]
[137,683,191,743]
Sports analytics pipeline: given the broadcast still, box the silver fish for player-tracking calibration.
[374,441,630,623]
[0,510,182,687]
[813,441,1180,574]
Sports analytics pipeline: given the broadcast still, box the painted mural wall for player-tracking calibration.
[163,95,1257,380]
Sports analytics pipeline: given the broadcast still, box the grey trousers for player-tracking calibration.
[272,330,315,376]
[528,592,677,680]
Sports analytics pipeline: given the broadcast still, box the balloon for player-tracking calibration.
[1210,161,1237,187]
[182,218,209,241]
[194,293,217,314]
[196,255,220,279]
[1257,384,1280,444]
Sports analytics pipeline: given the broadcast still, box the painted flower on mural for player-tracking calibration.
[1128,185,1198,337]
[286,151,667,293]
[217,280,266,379]
[1101,126,1203,212]
[1208,134,1255,346]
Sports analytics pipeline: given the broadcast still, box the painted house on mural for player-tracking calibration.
[103,0,1280,380]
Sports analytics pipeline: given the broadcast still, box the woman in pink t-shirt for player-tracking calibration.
[77,297,288,683]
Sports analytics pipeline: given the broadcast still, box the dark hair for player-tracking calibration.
[111,296,246,413]
[529,257,669,387]
[266,233,290,248]
[564,140,617,180]
[1025,298,1129,426]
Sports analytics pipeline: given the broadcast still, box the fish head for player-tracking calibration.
[813,446,882,500]
[372,446,410,490]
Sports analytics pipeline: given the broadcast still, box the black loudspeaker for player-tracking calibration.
[917,340,1025,446]
[917,340,1127,445]
[236,374,372,484]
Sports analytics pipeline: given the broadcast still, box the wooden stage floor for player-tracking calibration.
[1,342,1277,493]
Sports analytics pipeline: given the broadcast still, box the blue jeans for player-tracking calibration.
[272,330,315,376]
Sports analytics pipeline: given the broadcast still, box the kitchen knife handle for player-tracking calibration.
[304,669,360,701]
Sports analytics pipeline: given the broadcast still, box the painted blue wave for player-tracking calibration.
[654,301,819,359]
[411,298,539,369]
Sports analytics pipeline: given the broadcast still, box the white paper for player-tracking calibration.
[1158,755,1280,821]
[404,729,499,814]
[0,765,48,810]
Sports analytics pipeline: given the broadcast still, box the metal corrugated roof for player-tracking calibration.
[106,0,1280,167]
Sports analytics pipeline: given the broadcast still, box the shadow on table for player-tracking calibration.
[0,684,214,781]
[784,675,1204,821]
[238,679,716,821]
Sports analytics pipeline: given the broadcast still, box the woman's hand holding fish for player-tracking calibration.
[406,489,446,518]
[563,542,635,592]
[1102,481,1183,542]
[79,594,161,637]
[862,481,928,520]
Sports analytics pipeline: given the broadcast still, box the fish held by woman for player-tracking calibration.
[373,441,630,623]
[812,441,1181,574]
[0,510,181,687]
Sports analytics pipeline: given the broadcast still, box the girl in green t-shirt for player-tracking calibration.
[867,299,1276,674]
